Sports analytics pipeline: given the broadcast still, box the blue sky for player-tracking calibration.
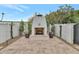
[0,4,79,21]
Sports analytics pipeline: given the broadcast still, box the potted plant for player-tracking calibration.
[19,20,24,36]
[24,32,29,38]
[49,32,53,38]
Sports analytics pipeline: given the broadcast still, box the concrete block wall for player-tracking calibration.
[0,22,20,44]
[54,24,62,37]
[13,23,20,37]
[24,22,28,34]
[61,24,75,44]
[0,22,11,43]
[54,24,75,44]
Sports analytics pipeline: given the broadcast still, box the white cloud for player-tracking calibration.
[19,5,29,9]
[1,4,29,12]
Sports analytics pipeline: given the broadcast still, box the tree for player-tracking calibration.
[45,4,76,24]
[0,12,5,21]
[19,20,24,36]
[28,17,33,34]
[46,12,58,24]
[28,21,32,34]
[57,4,75,23]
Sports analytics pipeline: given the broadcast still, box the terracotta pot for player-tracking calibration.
[25,34,29,38]
[49,32,53,38]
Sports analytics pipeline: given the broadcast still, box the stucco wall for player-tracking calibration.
[54,24,62,37]
[13,22,20,37]
[0,22,20,44]
[0,22,11,43]
[61,24,75,44]
[24,22,28,34]
[54,24,75,44]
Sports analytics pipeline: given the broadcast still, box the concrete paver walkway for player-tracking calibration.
[0,36,79,54]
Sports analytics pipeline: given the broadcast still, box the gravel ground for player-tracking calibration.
[0,36,79,54]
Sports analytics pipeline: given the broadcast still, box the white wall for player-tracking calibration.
[24,22,28,34]
[0,22,20,44]
[54,24,75,44]
[54,24,62,37]
[0,23,11,43]
[13,22,20,37]
[61,24,75,44]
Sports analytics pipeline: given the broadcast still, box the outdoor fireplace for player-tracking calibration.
[31,14,48,36]
[35,28,44,35]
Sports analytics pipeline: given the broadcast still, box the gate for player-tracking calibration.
[74,24,79,44]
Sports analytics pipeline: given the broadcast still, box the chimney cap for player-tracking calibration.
[36,14,43,17]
